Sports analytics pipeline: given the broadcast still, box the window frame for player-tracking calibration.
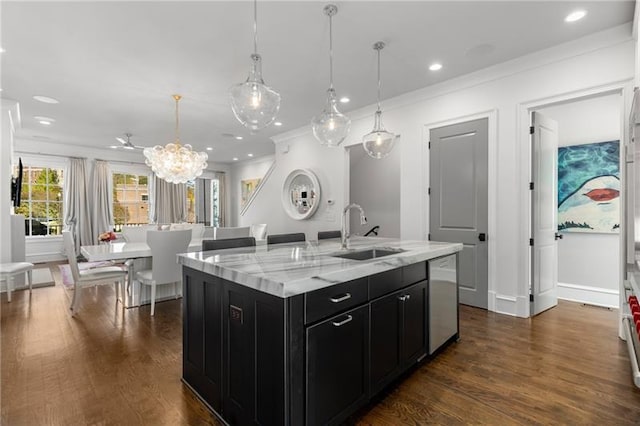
[111,167,152,231]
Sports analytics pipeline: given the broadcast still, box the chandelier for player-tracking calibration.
[229,0,281,131]
[143,95,208,184]
[362,42,396,159]
[311,4,350,147]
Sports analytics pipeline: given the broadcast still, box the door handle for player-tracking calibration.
[398,294,411,302]
[555,232,563,240]
[478,233,487,242]
[329,293,352,303]
[332,315,353,327]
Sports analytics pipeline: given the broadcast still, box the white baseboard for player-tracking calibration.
[557,282,619,309]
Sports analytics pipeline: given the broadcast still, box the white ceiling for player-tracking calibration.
[1,1,635,164]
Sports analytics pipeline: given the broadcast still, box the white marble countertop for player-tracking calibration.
[177,237,462,298]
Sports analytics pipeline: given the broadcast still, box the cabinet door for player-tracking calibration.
[202,276,223,412]
[401,281,427,365]
[370,290,403,395]
[306,305,369,426]
[183,272,205,393]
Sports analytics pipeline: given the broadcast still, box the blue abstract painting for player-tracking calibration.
[558,140,619,233]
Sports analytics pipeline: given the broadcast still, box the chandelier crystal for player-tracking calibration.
[229,0,281,131]
[311,4,350,147]
[362,41,396,159]
[143,95,208,184]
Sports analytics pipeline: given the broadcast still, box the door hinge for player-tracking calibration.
[428,141,431,149]
[428,187,431,195]
[529,126,535,134]
[529,182,534,190]
[530,294,534,302]
[428,233,431,241]
[529,238,534,246]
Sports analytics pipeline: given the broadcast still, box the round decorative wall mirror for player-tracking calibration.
[282,169,321,220]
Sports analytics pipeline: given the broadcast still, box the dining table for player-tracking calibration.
[80,238,205,308]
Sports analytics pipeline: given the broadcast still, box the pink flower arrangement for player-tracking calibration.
[98,231,117,243]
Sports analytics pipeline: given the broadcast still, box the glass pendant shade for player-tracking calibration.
[312,4,350,147]
[362,41,396,159]
[230,53,281,131]
[143,95,208,184]
[311,88,351,147]
[362,110,396,159]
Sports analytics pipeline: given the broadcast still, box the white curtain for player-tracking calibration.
[150,174,186,224]
[91,160,113,242]
[64,158,93,254]
[215,172,227,227]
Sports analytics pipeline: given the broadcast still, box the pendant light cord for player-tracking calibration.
[329,13,334,89]
[253,0,258,55]
[174,95,181,143]
[376,48,382,112]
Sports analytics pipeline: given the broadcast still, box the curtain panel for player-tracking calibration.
[215,172,227,227]
[64,158,93,254]
[90,160,113,242]
[151,174,187,224]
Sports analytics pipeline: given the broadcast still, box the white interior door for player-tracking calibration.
[531,111,559,315]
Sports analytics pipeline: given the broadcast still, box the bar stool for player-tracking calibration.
[0,262,34,302]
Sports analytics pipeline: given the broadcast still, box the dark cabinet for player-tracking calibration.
[183,272,223,412]
[370,281,427,395]
[306,305,369,426]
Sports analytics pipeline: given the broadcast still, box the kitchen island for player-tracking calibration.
[178,237,462,425]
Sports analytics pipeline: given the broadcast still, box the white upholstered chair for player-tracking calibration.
[214,226,251,240]
[62,231,128,315]
[170,223,205,241]
[135,229,191,316]
[0,262,33,302]
[122,225,155,243]
[250,223,268,240]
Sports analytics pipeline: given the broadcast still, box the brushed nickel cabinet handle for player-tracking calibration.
[332,315,353,327]
[330,293,352,303]
[398,294,411,302]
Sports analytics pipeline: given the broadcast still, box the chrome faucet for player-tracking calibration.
[341,203,367,249]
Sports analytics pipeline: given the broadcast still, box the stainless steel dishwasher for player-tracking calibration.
[429,254,459,354]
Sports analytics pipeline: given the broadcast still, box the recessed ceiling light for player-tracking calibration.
[206,147,213,151]
[33,95,60,104]
[233,157,239,161]
[39,120,52,126]
[274,121,283,126]
[123,146,135,150]
[0,47,5,53]
[248,153,254,157]
[235,136,244,140]
[429,63,443,71]
[339,97,350,103]
[110,145,119,149]
[34,116,55,122]
[565,10,587,22]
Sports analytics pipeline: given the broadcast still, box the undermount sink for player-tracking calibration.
[330,248,404,261]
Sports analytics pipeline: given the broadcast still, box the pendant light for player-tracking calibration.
[229,0,281,132]
[311,4,350,147]
[362,42,396,159]
[143,95,208,184]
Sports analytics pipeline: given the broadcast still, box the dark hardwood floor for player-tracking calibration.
[2,265,639,425]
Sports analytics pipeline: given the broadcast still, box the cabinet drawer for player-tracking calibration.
[305,277,368,324]
[403,261,427,286]
[369,268,403,300]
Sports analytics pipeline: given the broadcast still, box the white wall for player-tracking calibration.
[348,143,401,238]
[0,99,19,263]
[538,94,621,307]
[244,24,634,317]
[13,139,232,262]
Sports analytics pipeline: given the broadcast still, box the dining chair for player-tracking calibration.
[214,226,251,240]
[202,237,256,251]
[135,229,191,316]
[318,230,342,240]
[267,233,306,245]
[122,225,154,243]
[203,226,216,238]
[250,223,268,240]
[62,231,128,315]
[0,262,33,302]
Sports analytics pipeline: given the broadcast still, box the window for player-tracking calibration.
[15,166,64,236]
[113,173,149,231]
[186,180,196,223]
